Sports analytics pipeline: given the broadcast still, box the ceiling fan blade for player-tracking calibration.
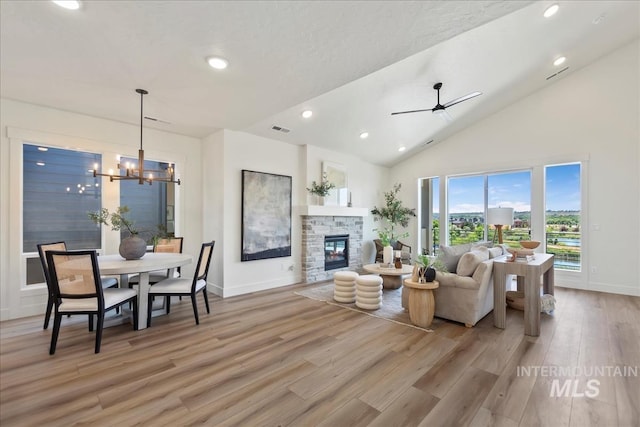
[443,91,482,109]
[391,108,434,116]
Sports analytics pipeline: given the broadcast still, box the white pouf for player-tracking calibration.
[355,274,383,310]
[334,271,359,303]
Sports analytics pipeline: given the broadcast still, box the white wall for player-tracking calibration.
[0,99,203,320]
[390,40,640,296]
[201,130,389,297]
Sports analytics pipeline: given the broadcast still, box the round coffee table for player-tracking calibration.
[362,263,414,289]
[403,278,439,328]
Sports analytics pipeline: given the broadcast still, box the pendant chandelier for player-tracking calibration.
[92,89,181,185]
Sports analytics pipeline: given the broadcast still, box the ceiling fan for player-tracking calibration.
[391,82,482,121]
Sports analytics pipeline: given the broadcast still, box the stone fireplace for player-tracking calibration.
[301,208,365,283]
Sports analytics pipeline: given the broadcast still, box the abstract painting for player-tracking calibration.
[241,170,292,261]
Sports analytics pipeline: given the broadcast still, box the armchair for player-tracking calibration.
[374,239,412,264]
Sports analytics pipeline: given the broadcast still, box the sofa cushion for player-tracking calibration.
[439,243,473,273]
[488,246,503,258]
[456,246,489,276]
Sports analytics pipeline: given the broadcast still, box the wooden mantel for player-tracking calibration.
[297,205,369,217]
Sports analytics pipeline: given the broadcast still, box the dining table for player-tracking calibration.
[98,252,193,329]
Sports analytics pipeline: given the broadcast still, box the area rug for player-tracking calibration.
[295,283,433,332]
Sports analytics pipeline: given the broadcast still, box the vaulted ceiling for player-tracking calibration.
[1,1,638,166]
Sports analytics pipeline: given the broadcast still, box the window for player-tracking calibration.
[488,171,531,247]
[23,143,102,284]
[447,175,486,245]
[545,163,581,271]
[119,156,176,243]
[420,177,439,255]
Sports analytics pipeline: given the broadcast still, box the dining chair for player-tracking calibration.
[37,241,119,330]
[147,240,215,326]
[46,249,138,354]
[128,237,184,286]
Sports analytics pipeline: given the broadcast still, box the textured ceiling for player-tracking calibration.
[1,1,638,166]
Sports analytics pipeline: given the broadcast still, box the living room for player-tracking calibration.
[0,1,640,425]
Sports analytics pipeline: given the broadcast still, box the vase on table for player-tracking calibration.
[119,235,147,260]
[382,245,393,266]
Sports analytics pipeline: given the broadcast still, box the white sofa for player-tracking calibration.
[433,242,507,327]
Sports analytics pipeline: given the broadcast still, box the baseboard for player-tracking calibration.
[215,276,302,298]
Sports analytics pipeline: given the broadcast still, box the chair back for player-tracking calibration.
[154,237,184,254]
[37,241,67,291]
[46,250,103,306]
[192,241,215,291]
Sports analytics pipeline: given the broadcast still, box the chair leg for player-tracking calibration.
[95,312,104,353]
[43,295,54,329]
[88,314,94,332]
[166,296,171,314]
[147,295,154,327]
[49,314,62,355]
[191,294,199,325]
[202,289,210,314]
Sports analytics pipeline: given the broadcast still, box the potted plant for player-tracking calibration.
[88,206,147,260]
[376,228,394,265]
[414,253,447,283]
[306,172,335,205]
[371,183,416,262]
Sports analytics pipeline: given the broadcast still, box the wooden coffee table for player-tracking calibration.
[403,279,439,328]
[362,263,414,289]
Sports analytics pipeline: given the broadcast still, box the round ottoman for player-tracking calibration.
[333,271,359,303]
[355,274,383,310]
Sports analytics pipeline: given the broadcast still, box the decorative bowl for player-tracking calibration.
[519,240,540,249]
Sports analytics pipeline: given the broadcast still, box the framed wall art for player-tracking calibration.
[241,170,292,261]
[323,161,348,206]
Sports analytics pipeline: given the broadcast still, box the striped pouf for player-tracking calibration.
[333,271,359,303]
[355,274,383,310]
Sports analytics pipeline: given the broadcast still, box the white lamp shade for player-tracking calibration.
[487,207,514,226]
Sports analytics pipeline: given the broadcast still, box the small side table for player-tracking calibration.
[403,279,439,328]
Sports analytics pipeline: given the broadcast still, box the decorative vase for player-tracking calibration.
[317,195,325,206]
[418,266,437,283]
[382,245,393,265]
[119,235,147,260]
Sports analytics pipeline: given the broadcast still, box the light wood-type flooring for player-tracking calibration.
[1,283,638,426]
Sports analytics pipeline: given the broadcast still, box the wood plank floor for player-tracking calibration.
[1,283,638,426]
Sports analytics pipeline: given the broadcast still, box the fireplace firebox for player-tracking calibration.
[324,235,349,271]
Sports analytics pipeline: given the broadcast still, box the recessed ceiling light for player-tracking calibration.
[207,56,229,70]
[398,146,406,152]
[543,4,559,18]
[553,56,566,66]
[52,0,81,10]
[36,162,45,166]
[359,132,369,139]
[37,147,48,151]
[301,110,313,119]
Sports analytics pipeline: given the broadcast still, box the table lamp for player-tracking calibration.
[487,207,514,244]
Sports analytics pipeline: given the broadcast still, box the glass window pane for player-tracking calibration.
[119,156,174,243]
[546,163,581,271]
[447,175,485,245]
[23,144,102,253]
[488,171,531,247]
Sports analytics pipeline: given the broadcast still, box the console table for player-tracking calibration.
[493,253,554,336]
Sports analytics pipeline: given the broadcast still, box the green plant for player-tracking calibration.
[415,253,448,272]
[88,206,138,236]
[371,183,416,241]
[306,172,335,197]
[376,229,391,247]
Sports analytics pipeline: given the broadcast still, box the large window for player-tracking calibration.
[119,156,176,243]
[23,143,102,284]
[545,163,581,271]
[447,175,486,245]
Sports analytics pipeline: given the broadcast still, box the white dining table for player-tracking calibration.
[98,252,193,329]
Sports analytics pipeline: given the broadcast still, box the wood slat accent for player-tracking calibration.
[1,283,639,426]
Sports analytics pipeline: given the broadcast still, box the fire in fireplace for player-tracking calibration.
[324,235,349,271]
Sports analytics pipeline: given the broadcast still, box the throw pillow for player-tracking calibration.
[488,246,503,259]
[439,243,472,273]
[456,246,490,276]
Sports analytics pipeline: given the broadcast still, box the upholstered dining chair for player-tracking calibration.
[128,237,184,286]
[147,240,215,326]
[45,250,138,354]
[37,241,119,330]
